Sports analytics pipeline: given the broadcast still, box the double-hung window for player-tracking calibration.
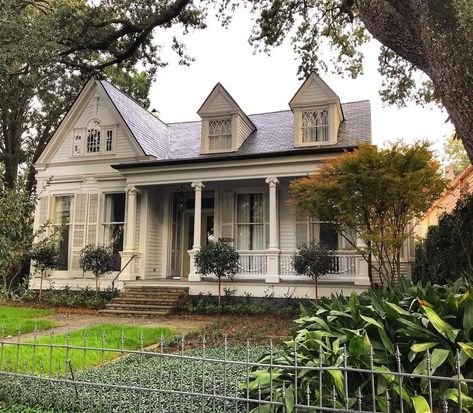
[236,194,264,250]
[296,208,339,250]
[208,119,232,151]
[53,196,72,270]
[301,110,329,143]
[103,193,125,271]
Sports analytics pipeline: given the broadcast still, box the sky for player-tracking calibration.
[148,10,453,157]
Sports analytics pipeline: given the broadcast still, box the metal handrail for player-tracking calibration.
[110,254,136,295]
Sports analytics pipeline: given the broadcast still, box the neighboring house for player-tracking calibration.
[417,164,473,238]
[31,73,389,298]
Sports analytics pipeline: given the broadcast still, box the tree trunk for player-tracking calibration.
[218,277,221,307]
[39,269,44,301]
[357,0,473,160]
[315,278,318,304]
[95,276,99,297]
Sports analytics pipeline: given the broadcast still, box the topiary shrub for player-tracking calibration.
[79,245,114,296]
[194,241,239,306]
[30,241,59,300]
[293,242,333,302]
[414,192,473,284]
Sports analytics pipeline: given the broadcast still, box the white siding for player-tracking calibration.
[279,181,297,250]
[237,115,253,148]
[49,90,138,164]
[206,91,232,113]
[297,79,332,105]
[145,189,165,277]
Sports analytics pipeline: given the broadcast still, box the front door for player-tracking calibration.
[182,212,214,277]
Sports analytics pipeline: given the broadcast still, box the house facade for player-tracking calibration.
[31,73,394,298]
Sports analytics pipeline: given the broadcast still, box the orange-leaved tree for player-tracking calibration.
[290,142,445,288]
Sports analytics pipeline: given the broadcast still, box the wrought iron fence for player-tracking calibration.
[0,329,471,412]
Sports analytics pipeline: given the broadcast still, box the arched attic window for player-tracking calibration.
[86,119,101,153]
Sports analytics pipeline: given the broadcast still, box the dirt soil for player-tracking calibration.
[2,309,296,346]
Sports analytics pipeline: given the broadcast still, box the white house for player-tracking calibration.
[31,73,406,300]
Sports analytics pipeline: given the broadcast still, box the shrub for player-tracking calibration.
[79,245,114,296]
[414,193,473,284]
[30,241,59,300]
[293,242,333,301]
[194,241,239,305]
[248,278,473,411]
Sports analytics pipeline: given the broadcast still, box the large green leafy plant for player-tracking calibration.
[248,279,473,412]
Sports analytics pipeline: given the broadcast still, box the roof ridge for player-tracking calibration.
[341,99,370,105]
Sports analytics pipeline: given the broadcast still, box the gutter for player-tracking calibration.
[112,145,358,170]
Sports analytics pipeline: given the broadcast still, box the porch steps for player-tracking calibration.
[98,286,189,317]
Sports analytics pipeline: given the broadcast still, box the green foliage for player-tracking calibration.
[444,134,470,176]
[79,245,114,294]
[21,286,116,310]
[290,141,446,288]
[248,279,473,412]
[195,242,240,305]
[414,193,473,284]
[30,242,59,272]
[0,306,55,337]
[0,177,45,294]
[79,245,114,278]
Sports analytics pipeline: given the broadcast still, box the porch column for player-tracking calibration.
[265,177,280,283]
[188,181,205,282]
[120,186,138,281]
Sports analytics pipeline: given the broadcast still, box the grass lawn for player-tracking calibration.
[0,324,175,373]
[0,306,55,337]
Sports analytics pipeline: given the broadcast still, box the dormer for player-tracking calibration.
[197,83,256,154]
[289,73,344,147]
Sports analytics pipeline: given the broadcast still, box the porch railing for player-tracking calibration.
[236,251,267,276]
[280,250,359,276]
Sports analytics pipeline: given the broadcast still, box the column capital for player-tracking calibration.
[126,186,138,195]
[191,181,205,191]
[265,177,279,187]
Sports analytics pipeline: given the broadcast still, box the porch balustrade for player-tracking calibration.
[236,251,267,276]
[235,250,361,278]
[279,250,359,277]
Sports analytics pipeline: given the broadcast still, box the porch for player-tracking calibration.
[117,176,370,289]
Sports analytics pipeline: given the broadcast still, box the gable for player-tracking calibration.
[37,79,146,166]
[289,73,342,111]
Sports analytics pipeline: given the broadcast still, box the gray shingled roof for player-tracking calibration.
[102,80,371,161]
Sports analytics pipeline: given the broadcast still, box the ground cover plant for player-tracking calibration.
[0,306,55,337]
[247,278,473,412]
[0,324,174,373]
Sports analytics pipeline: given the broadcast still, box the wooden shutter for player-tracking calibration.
[86,193,99,246]
[220,192,235,246]
[71,194,88,270]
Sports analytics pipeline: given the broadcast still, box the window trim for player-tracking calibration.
[301,109,330,144]
[235,192,266,251]
[202,117,235,154]
[294,105,336,148]
[52,195,73,271]
[72,121,117,157]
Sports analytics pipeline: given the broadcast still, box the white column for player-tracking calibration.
[120,186,138,281]
[188,181,205,282]
[265,177,280,283]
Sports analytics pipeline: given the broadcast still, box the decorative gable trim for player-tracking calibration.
[36,79,146,166]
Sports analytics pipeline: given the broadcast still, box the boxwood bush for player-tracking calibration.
[248,278,473,412]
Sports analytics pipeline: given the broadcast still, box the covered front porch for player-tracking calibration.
[117,175,370,289]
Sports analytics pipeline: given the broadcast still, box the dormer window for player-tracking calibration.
[208,118,232,151]
[302,110,329,143]
[86,120,101,153]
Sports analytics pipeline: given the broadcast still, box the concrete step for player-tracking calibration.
[98,309,172,317]
[119,292,187,298]
[106,302,174,310]
[123,287,188,293]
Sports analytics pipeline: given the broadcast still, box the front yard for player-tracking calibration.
[0,306,56,337]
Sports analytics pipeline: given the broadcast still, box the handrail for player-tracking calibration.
[110,254,136,297]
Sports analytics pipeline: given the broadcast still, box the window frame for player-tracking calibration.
[52,195,73,271]
[206,117,233,153]
[235,192,266,251]
[301,109,330,144]
[102,192,126,271]
[73,121,116,157]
